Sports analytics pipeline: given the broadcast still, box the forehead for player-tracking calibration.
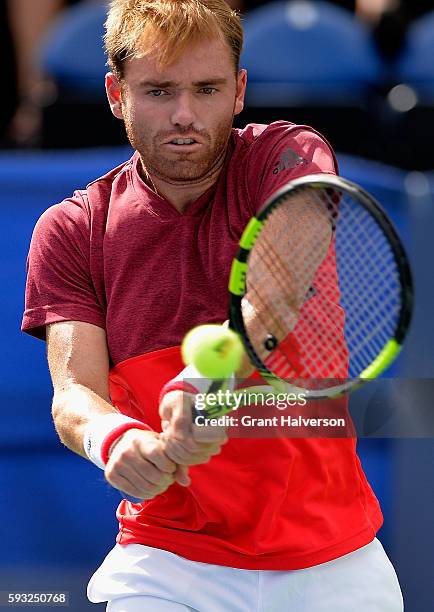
[123,37,235,84]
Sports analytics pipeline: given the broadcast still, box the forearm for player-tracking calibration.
[52,382,117,458]
[51,384,191,495]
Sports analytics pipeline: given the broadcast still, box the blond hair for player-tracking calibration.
[104,0,243,79]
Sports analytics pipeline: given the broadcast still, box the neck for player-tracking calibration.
[139,149,227,213]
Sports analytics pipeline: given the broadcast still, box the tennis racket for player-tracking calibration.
[180,173,413,419]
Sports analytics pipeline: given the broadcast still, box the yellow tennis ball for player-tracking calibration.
[182,325,243,378]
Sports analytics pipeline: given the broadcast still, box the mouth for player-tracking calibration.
[166,137,198,145]
[163,137,203,152]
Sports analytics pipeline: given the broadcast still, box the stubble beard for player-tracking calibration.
[123,114,234,183]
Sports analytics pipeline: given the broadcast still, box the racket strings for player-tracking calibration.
[245,188,345,382]
[256,238,300,317]
[241,185,403,385]
[335,194,401,372]
[242,230,301,364]
[266,300,347,381]
[337,246,397,334]
[246,195,331,353]
[242,209,301,351]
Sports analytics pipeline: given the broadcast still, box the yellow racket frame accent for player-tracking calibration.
[223,175,412,403]
[360,339,401,380]
[229,260,248,296]
[239,217,264,249]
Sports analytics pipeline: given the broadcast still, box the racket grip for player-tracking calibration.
[192,376,236,419]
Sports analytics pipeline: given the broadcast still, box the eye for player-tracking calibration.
[200,87,218,95]
[147,90,168,97]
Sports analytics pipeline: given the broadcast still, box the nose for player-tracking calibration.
[170,91,197,127]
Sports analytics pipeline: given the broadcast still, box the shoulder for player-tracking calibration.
[232,121,337,165]
[86,155,134,200]
[35,154,135,235]
[34,191,90,238]
[231,122,338,212]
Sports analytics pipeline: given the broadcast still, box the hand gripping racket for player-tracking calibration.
[176,173,413,419]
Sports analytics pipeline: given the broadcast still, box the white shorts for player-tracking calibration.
[87,538,403,611]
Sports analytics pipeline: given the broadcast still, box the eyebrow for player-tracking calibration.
[139,78,228,88]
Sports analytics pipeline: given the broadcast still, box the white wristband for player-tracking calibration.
[83,413,149,470]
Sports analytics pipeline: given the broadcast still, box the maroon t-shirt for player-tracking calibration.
[22,122,383,570]
[22,121,337,365]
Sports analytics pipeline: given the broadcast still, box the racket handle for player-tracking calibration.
[192,376,236,419]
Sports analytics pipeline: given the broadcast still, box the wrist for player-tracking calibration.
[159,364,236,405]
[83,412,153,469]
[159,364,222,402]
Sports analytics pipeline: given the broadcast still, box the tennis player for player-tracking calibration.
[22,1,404,610]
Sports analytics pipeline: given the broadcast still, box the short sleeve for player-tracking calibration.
[21,192,106,340]
[246,121,338,212]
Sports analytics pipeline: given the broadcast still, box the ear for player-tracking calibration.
[105,72,124,120]
[234,69,247,116]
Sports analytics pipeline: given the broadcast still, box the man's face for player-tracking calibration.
[107,37,247,183]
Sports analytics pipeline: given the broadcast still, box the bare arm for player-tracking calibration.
[48,320,114,457]
[47,320,189,497]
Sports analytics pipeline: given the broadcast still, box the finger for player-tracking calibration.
[171,401,192,440]
[166,434,221,458]
[159,391,178,422]
[109,434,178,482]
[160,428,201,454]
[161,426,226,462]
[116,479,171,501]
[190,443,226,462]
[193,424,228,444]
[165,441,224,466]
[107,465,167,500]
[106,455,166,489]
[111,429,178,475]
[131,460,174,487]
[174,465,191,487]
[162,437,198,465]
[120,468,174,499]
[159,402,171,423]
[146,440,177,474]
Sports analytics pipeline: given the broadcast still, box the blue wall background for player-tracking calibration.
[1,148,433,611]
